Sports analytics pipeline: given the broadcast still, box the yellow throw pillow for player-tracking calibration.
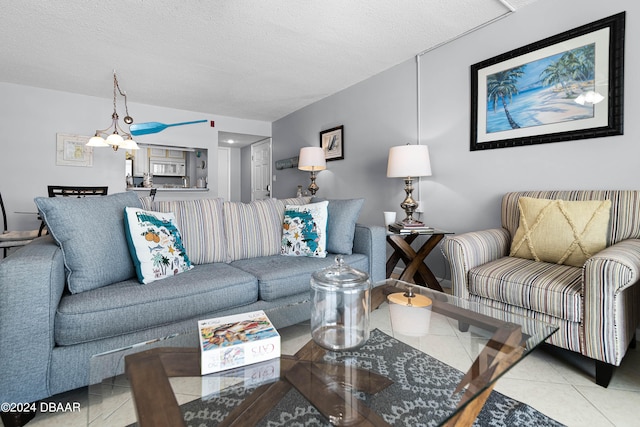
[510,197,611,267]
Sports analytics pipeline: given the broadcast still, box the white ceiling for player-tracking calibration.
[1,0,537,123]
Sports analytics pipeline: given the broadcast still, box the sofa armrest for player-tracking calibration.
[353,224,386,284]
[0,236,66,403]
[442,228,511,299]
[582,239,640,364]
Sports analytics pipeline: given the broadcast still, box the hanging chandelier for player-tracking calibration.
[86,71,139,151]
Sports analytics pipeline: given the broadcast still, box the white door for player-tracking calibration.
[217,147,230,201]
[251,139,272,200]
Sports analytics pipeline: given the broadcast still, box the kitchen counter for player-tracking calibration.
[127,187,211,202]
[127,187,210,192]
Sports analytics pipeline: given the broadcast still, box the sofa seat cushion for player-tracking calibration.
[55,263,258,346]
[231,253,369,302]
[468,256,582,322]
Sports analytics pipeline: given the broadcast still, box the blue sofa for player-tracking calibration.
[0,192,385,404]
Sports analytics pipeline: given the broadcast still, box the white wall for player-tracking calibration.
[273,0,638,278]
[0,82,270,231]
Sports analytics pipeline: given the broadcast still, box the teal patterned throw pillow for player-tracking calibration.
[281,201,328,258]
[124,207,193,284]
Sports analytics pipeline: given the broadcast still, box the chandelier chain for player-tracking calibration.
[113,72,130,117]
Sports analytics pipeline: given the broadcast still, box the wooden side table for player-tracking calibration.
[386,230,452,291]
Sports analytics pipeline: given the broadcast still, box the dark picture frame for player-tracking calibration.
[319,125,344,161]
[470,12,624,151]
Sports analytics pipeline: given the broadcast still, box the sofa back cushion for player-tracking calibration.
[35,191,142,294]
[502,190,640,246]
[313,198,364,254]
[223,198,283,261]
[153,198,228,264]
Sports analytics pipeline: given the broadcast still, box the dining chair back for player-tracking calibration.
[47,186,109,198]
[0,192,40,258]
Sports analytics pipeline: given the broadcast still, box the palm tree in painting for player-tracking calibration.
[539,61,572,95]
[540,44,595,97]
[487,66,525,129]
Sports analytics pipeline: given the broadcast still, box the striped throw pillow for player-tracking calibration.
[223,199,283,261]
[154,199,228,264]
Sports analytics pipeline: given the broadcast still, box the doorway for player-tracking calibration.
[218,131,272,202]
[251,139,272,201]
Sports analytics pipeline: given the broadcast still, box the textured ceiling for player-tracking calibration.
[0,0,537,122]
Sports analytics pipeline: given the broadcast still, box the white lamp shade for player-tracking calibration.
[298,147,327,171]
[106,133,124,146]
[86,136,109,147]
[119,138,140,150]
[387,145,432,178]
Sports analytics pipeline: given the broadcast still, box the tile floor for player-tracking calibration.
[3,307,639,427]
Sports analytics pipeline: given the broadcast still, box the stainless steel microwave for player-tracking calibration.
[149,158,186,176]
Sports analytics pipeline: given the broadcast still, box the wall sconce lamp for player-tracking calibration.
[387,144,432,225]
[298,147,326,196]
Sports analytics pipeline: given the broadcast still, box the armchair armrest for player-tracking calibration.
[582,239,640,365]
[0,236,66,403]
[442,228,511,299]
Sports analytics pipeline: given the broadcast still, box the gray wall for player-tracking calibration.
[273,0,638,278]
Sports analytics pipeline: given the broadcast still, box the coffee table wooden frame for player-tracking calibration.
[123,282,543,427]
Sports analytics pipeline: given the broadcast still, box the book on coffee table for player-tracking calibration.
[198,310,280,375]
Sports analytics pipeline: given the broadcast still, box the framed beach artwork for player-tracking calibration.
[470,12,625,151]
[320,125,344,161]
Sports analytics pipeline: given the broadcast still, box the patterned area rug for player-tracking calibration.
[137,329,565,426]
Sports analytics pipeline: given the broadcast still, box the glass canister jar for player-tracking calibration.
[310,255,371,351]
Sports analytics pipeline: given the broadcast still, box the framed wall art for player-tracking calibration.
[470,12,624,151]
[56,133,94,167]
[319,125,344,161]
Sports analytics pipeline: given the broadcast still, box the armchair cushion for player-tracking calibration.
[469,256,583,322]
[510,197,611,267]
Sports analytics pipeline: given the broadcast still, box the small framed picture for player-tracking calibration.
[319,125,344,161]
[56,133,93,167]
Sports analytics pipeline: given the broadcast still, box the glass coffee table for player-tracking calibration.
[88,279,557,427]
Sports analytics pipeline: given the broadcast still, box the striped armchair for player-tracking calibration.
[443,190,640,387]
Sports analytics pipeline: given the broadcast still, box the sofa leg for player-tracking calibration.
[0,410,36,427]
[630,333,637,349]
[595,360,614,388]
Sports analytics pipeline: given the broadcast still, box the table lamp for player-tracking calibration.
[298,147,327,196]
[387,144,432,225]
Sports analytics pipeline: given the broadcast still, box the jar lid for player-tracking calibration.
[387,292,432,308]
[312,255,369,287]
